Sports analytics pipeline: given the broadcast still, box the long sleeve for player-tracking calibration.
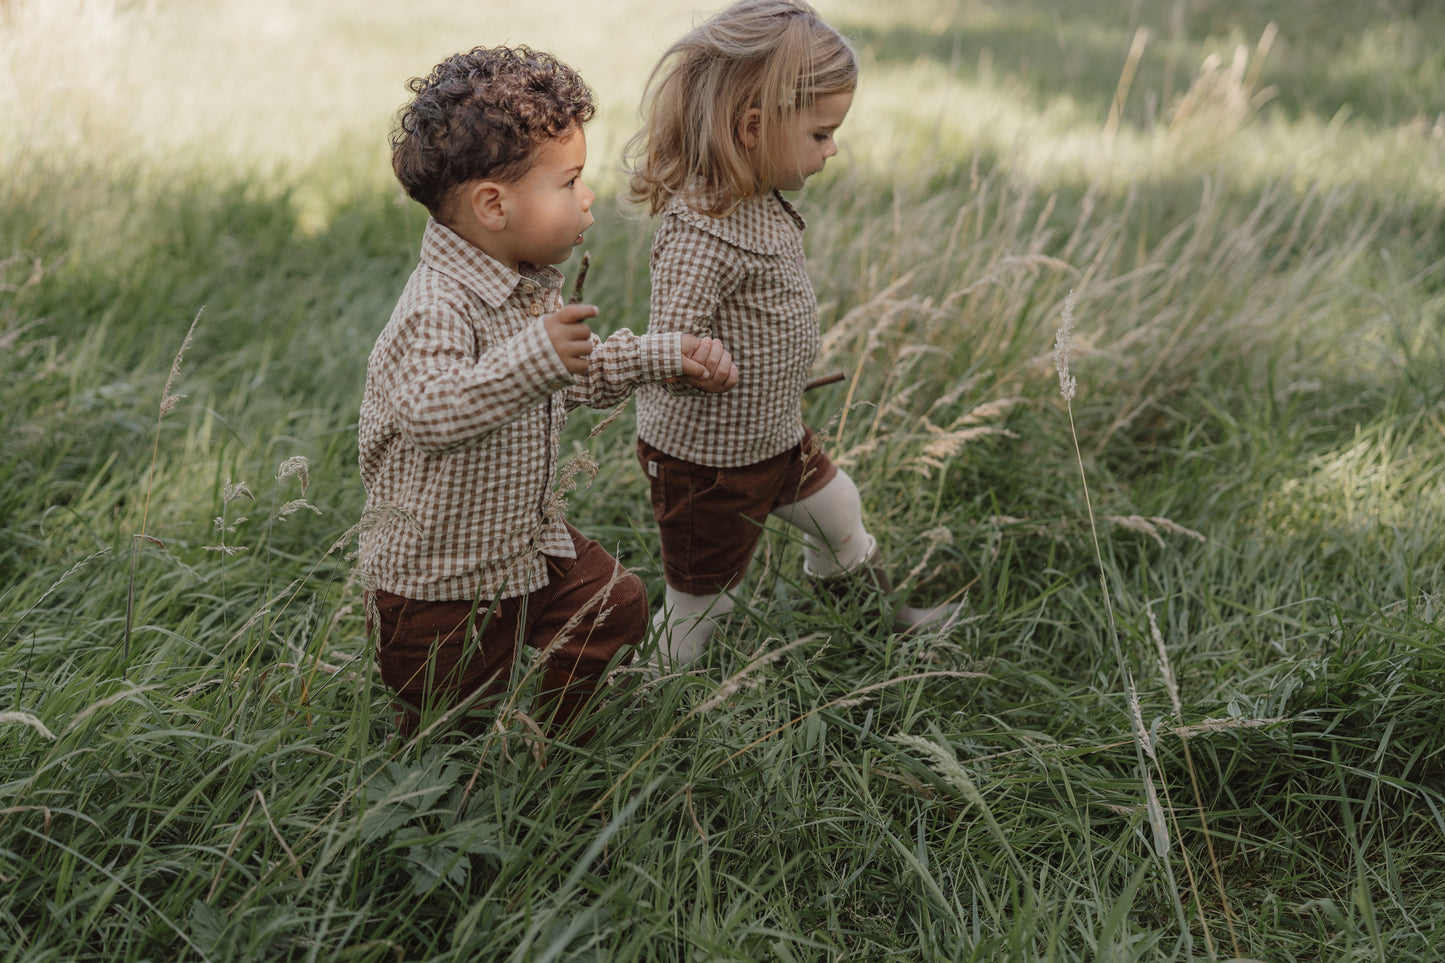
[563,328,686,411]
[384,303,572,454]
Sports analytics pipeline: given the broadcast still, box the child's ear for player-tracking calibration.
[466,180,508,230]
[736,108,762,150]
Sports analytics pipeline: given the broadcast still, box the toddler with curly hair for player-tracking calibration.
[358,46,737,739]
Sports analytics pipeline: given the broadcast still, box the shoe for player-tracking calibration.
[813,547,959,635]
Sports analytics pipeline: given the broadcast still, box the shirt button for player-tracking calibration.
[520,282,536,295]
[528,302,543,317]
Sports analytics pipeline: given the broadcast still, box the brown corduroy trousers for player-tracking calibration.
[368,525,646,740]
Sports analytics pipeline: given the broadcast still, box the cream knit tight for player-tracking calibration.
[648,470,874,669]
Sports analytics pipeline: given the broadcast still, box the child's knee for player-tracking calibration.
[571,566,649,669]
[612,568,650,646]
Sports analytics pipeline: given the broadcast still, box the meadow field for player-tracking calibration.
[2,0,1443,959]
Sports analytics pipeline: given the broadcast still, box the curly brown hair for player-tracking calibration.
[391,46,596,216]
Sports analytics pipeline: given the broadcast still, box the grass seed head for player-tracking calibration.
[275,455,311,492]
[1054,289,1077,402]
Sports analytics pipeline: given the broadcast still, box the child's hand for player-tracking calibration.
[545,303,598,375]
[677,335,739,393]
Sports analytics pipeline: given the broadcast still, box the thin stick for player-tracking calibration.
[804,370,846,392]
[568,252,590,304]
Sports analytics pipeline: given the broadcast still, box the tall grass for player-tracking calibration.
[3,0,1444,960]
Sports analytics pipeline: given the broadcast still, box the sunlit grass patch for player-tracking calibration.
[3,0,1444,960]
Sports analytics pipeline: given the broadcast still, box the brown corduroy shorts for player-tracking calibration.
[637,426,838,595]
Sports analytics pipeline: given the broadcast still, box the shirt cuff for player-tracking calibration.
[637,331,686,383]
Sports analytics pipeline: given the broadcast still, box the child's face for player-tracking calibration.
[497,126,596,269]
[766,91,853,192]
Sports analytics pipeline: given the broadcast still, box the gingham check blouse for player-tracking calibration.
[635,190,818,467]
[358,218,684,602]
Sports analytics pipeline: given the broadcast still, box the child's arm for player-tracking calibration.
[386,302,577,454]
[644,220,745,396]
[556,313,735,410]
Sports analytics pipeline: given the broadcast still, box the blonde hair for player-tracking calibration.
[624,0,857,217]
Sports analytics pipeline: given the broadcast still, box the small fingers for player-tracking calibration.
[545,304,598,375]
[693,355,738,393]
[673,337,738,392]
[696,337,727,371]
[554,303,599,325]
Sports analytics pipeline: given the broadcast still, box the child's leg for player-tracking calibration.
[773,450,959,634]
[637,439,776,668]
[371,590,524,738]
[649,585,736,669]
[528,525,648,736]
[769,468,876,578]
[370,529,645,740]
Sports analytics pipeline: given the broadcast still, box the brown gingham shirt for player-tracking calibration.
[635,190,818,467]
[357,218,684,602]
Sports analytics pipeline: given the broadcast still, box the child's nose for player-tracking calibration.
[580,182,596,210]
